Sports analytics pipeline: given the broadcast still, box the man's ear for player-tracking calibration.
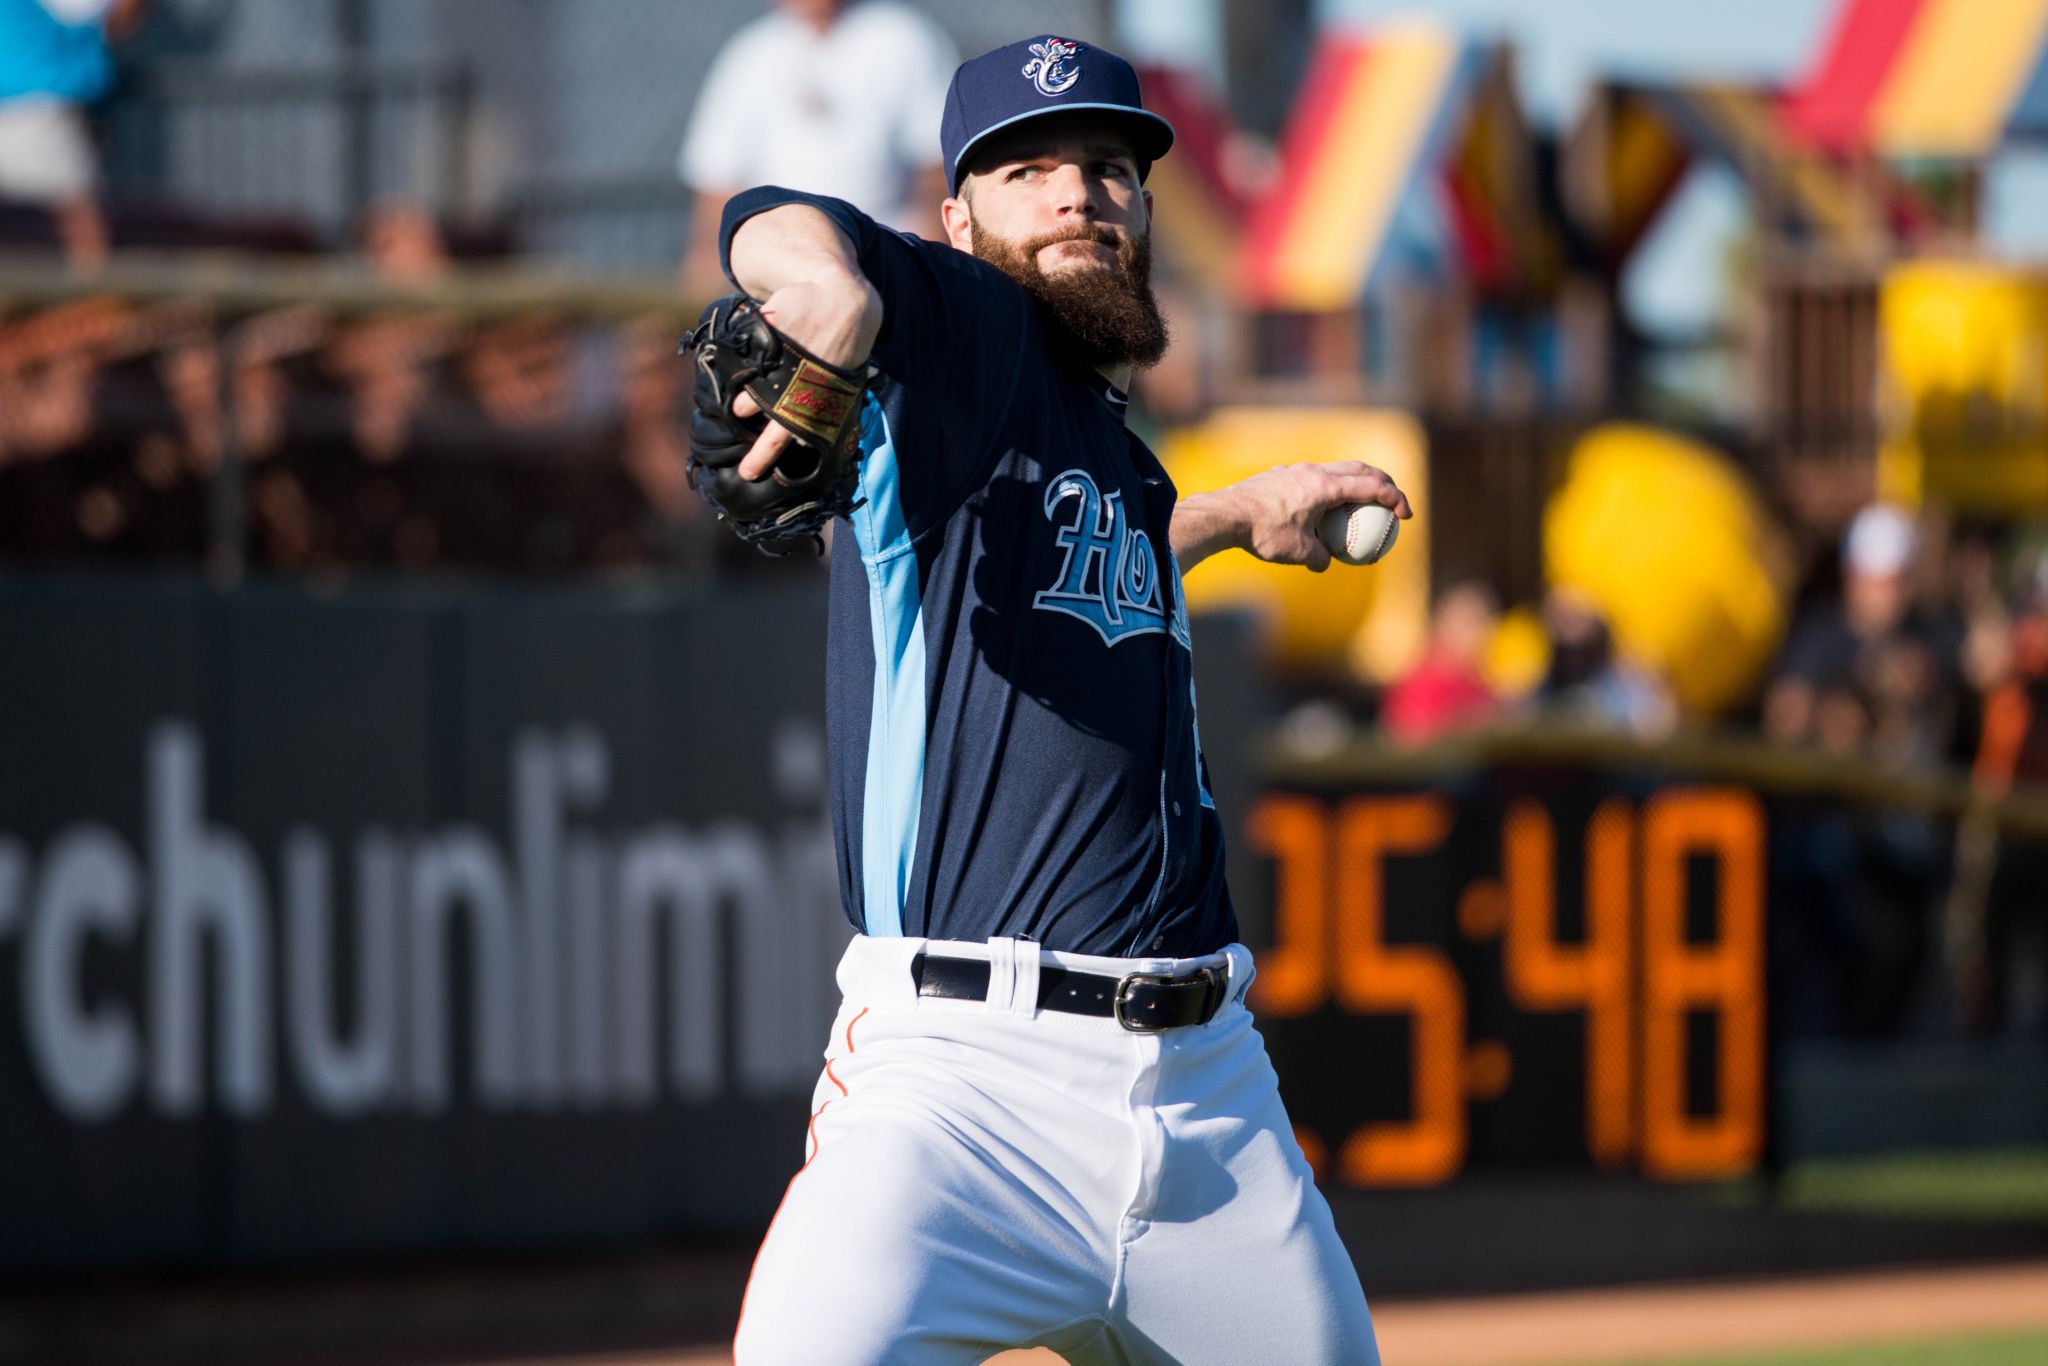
[941,192,974,251]
[1142,187,1153,229]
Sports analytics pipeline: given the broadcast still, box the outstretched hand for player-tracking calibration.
[1171,460,1413,574]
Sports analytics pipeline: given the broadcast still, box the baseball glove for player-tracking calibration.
[680,294,872,556]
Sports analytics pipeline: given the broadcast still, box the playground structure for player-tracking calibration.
[1129,0,2048,708]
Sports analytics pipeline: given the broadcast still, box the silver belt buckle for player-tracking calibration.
[1114,970,1179,1033]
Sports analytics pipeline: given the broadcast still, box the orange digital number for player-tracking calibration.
[1501,798,1635,1166]
[1639,788,1765,1179]
[1246,795,1330,1018]
[1333,797,1465,1187]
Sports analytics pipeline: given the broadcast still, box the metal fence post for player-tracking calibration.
[208,316,244,584]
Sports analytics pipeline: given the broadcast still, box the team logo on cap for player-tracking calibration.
[1022,39,1082,97]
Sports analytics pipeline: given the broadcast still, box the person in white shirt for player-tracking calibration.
[677,0,955,298]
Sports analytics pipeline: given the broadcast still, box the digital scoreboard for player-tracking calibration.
[1248,782,1766,1187]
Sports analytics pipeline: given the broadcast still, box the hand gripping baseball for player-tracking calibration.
[681,294,874,556]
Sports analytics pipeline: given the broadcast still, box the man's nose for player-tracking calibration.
[1047,163,1098,217]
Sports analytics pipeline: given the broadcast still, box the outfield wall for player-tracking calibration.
[0,571,853,1269]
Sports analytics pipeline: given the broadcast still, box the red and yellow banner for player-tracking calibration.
[1240,21,1472,310]
[1783,0,2048,156]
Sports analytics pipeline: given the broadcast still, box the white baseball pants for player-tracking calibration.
[734,935,1380,1365]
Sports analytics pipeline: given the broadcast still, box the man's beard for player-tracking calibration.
[970,219,1169,372]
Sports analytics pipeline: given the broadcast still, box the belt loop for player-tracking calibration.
[1010,939,1041,1019]
[984,936,1017,1015]
[1226,944,1256,1005]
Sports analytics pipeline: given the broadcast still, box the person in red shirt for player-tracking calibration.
[1382,580,1500,744]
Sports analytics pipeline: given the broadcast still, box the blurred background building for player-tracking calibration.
[2,2,2047,1363]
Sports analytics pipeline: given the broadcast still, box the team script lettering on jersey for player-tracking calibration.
[1033,468,1184,648]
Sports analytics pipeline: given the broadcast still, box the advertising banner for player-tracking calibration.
[0,573,849,1270]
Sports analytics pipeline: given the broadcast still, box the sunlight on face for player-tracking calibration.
[953,123,1149,272]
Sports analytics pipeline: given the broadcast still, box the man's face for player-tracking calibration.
[775,0,847,28]
[942,121,1167,371]
[1846,567,1909,635]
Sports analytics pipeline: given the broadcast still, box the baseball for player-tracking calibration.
[1317,502,1400,566]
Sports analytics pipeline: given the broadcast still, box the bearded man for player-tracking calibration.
[720,36,1406,1365]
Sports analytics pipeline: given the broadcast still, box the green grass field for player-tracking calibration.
[1650,1327,2048,1365]
[1707,1148,2048,1222]
[1775,1150,2048,1222]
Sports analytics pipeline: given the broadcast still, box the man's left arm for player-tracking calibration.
[1171,461,1412,574]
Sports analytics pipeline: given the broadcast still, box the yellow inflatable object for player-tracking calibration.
[1483,605,1550,700]
[1160,408,1430,680]
[1544,424,1788,715]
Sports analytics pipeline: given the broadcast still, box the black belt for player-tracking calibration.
[910,953,1228,1033]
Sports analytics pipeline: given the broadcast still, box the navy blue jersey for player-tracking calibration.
[721,188,1236,957]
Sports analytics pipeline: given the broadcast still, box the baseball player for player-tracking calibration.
[708,36,1409,1364]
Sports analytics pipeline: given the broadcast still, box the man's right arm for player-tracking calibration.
[722,203,885,480]
[715,186,1023,526]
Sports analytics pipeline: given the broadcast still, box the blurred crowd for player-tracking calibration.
[0,197,750,575]
[0,0,959,576]
[0,0,947,572]
[1376,579,1677,746]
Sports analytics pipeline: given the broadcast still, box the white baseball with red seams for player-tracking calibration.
[1318,502,1400,566]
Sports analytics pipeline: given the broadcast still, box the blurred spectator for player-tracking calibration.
[1766,504,1963,1037]
[1535,587,1676,737]
[1381,580,1500,744]
[1940,524,2002,770]
[1954,557,2048,1037]
[0,0,149,270]
[1764,504,1963,763]
[332,203,462,465]
[360,199,451,286]
[676,0,956,299]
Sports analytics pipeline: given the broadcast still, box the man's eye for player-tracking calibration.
[1008,166,1040,182]
[1096,162,1132,180]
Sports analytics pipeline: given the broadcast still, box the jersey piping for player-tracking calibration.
[850,397,925,936]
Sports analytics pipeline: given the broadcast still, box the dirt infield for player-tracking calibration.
[553,1260,2048,1366]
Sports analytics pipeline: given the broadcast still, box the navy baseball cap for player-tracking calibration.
[941,36,1176,193]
